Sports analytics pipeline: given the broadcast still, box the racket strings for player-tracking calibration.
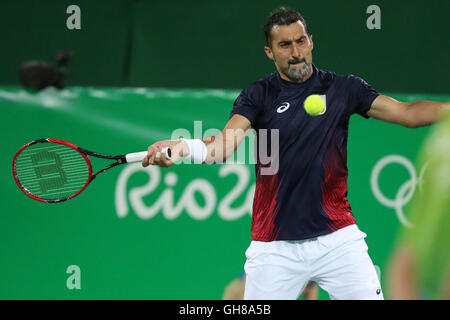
[14,143,90,200]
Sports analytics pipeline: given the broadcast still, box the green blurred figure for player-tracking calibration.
[388,111,450,299]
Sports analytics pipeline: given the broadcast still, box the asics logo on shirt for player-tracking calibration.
[276,102,290,113]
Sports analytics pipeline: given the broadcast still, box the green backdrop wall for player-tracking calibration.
[1,87,448,299]
[0,0,449,93]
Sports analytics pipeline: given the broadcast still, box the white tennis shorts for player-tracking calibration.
[243,224,383,300]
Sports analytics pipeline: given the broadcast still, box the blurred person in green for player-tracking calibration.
[387,110,450,299]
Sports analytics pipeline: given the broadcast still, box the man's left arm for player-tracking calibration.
[367,95,450,128]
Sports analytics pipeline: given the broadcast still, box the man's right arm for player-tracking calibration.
[142,114,251,167]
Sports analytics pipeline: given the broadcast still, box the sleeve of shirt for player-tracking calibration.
[347,75,380,119]
[229,83,264,128]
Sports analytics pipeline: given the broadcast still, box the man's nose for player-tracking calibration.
[291,44,301,58]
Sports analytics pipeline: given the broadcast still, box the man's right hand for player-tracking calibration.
[142,139,188,167]
[143,114,251,167]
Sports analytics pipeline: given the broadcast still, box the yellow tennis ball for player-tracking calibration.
[304,94,325,116]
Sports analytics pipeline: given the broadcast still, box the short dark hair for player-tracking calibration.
[263,7,310,47]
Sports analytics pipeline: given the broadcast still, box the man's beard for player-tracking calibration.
[282,59,312,82]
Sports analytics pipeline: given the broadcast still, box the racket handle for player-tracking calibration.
[125,147,171,163]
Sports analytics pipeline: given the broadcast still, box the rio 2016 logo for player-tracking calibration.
[115,164,255,221]
[115,154,427,226]
[370,155,428,228]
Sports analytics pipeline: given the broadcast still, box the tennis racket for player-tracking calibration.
[12,138,171,203]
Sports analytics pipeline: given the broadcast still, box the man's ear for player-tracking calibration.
[310,34,314,51]
[264,46,274,60]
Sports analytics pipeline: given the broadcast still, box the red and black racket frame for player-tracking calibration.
[12,138,128,203]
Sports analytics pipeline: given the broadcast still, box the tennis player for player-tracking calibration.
[142,7,450,299]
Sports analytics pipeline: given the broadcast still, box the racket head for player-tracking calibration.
[12,138,93,203]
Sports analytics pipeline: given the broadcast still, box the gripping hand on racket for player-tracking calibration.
[142,139,188,167]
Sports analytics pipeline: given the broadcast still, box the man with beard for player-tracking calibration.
[142,7,449,300]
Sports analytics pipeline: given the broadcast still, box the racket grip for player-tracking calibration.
[125,147,171,163]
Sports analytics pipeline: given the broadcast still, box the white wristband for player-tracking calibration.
[181,138,207,164]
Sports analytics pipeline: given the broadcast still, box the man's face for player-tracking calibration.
[264,21,314,83]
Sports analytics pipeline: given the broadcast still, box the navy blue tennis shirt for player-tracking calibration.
[230,65,380,241]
